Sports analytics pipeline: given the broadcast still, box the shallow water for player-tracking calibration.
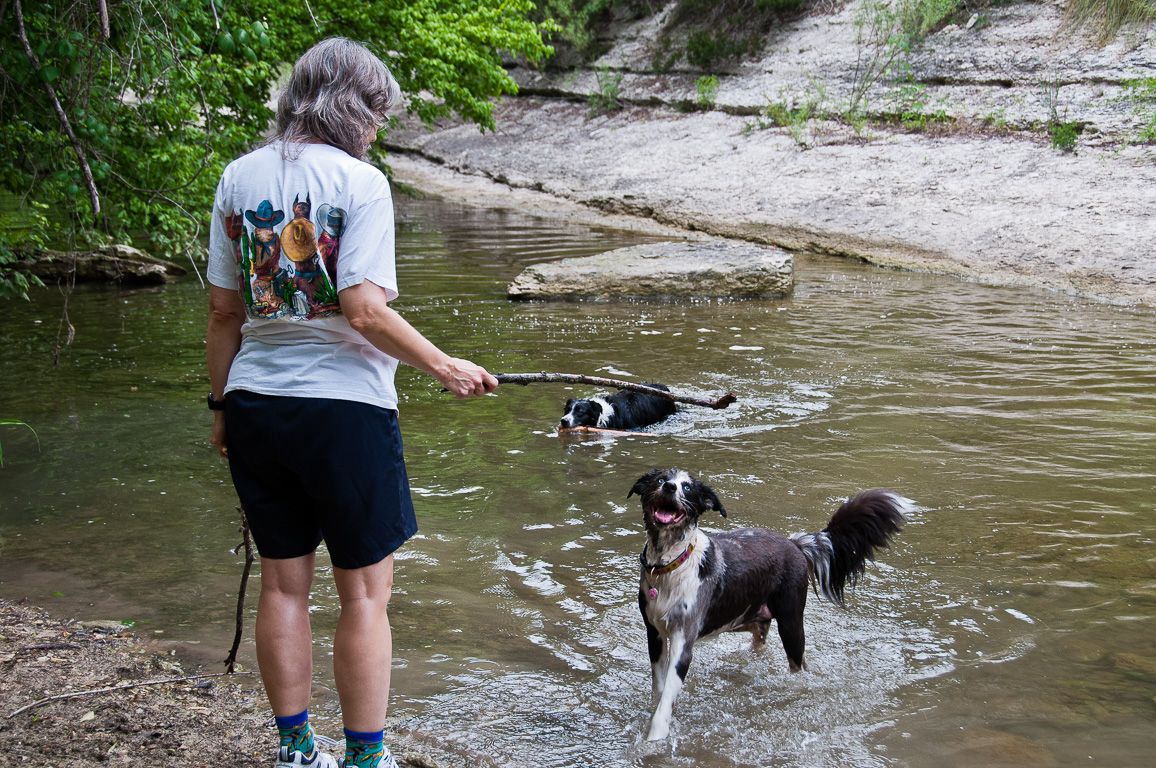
[1,197,1154,767]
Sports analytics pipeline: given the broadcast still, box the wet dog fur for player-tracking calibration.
[629,468,910,741]
[560,384,677,431]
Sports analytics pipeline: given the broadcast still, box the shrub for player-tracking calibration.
[695,75,720,109]
[588,66,624,115]
[1049,121,1080,151]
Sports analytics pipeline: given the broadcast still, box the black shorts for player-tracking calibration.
[224,390,417,569]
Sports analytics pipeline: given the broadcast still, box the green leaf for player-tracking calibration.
[38,66,59,83]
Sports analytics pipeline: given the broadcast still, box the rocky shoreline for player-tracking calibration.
[384,3,1156,307]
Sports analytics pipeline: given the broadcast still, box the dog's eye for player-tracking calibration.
[683,483,691,492]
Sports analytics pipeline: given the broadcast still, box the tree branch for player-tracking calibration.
[494,372,737,410]
[98,0,110,39]
[13,0,101,222]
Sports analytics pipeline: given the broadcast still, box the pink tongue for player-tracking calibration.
[655,510,677,524]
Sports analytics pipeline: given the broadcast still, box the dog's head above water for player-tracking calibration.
[629,469,726,537]
[560,397,604,428]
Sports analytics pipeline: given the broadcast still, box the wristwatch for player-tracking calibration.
[207,391,226,411]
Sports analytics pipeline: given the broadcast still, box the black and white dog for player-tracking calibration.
[628,468,910,741]
[559,384,677,431]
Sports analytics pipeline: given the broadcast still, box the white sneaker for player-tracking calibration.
[275,744,339,768]
[336,746,400,768]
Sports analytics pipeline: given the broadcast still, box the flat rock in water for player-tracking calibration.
[506,240,792,300]
[19,244,187,285]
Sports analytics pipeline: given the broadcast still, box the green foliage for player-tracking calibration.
[587,66,623,115]
[744,81,830,148]
[269,0,552,132]
[1041,77,1080,152]
[695,75,720,109]
[0,0,552,296]
[530,0,623,63]
[686,29,746,69]
[1049,120,1080,151]
[1063,0,1156,44]
[848,0,961,116]
[0,203,50,299]
[887,65,951,126]
[675,0,799,70]
[1122,76,1156,139]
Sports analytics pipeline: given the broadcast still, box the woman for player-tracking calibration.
[206,38,498,768]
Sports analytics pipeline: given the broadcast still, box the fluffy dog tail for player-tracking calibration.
[790,490,910,607]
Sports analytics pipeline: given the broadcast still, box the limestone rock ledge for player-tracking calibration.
[18,244,188,285]
[507,240,792,301]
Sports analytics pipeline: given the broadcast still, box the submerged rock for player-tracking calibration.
[507,240,792,300]
[19,244,187,285]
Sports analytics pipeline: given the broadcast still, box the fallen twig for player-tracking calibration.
[20,643,81,652]
[224,507,255,674]
[6,671,253,719]
[494,372,738,410]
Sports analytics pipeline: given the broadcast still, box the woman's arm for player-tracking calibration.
[339,280,498,398]
[206,285,248,457]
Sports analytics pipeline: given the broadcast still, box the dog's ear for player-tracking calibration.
[628,469,663,499]
[564,398,575,410]
[702,485,727,518]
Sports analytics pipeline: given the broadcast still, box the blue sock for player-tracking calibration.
[276,710,315,756]
[343,727,385,768]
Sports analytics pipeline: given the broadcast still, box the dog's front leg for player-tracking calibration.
[645,621,664,703]
[646,632,693,741]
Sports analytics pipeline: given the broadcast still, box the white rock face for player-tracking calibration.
[507,241,793,300]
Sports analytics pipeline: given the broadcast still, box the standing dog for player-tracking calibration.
[629,468,909,741]
[559,384,677,431]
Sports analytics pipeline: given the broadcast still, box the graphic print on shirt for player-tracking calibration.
[227,195,347,320]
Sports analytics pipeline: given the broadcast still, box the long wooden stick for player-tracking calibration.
[494,372,737,410]
[6,671,253,719]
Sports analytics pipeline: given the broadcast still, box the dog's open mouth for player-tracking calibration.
[649,502,685,526]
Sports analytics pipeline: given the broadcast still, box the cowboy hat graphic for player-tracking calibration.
[245,200,285,228]
[315,204,346,238]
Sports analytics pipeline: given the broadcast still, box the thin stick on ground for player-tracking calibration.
[494,372,738,410]
[224,507,256,674]
[5,671,254,719]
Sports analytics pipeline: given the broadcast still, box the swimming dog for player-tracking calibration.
[559,384,677,431]
[629,468,909,741]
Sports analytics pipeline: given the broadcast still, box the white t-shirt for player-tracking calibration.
[207,142,400,410]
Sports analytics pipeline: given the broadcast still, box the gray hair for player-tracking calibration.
[274,37,401,159]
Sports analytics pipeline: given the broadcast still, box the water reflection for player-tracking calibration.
[0,197,1153,767]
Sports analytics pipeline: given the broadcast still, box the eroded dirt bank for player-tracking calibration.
[384,3,1156,306]
[0,600,440,767]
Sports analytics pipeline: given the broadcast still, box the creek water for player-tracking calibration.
[0,196,1153,768]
